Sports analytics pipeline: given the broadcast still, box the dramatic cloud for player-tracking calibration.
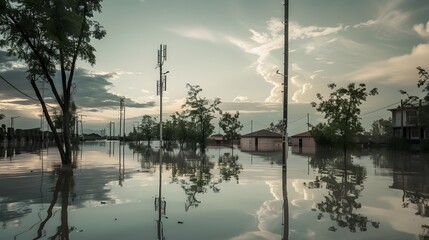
[165,27,219,43]
[290,76,313,103]
[354,19,378,28]
[414,20,429,38]
[227,18,283,103]
[0,51,154,112]
[233,96,250,103]
[290,22,345,40]
[348,44,429,84]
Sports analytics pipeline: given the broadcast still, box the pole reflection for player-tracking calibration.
[156,147,166,240]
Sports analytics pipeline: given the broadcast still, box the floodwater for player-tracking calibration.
[0,141,428,240]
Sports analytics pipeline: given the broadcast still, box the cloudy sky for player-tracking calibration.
[1,0,429,135]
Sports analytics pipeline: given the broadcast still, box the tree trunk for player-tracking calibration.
[31,80,67,164]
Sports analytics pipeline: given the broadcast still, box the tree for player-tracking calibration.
[182,84,221,154]
[311,83,378,161]
[171,111,189,149]
[310,122,339,147]
[370,118,392,144]
[267,120,284,134]
[219,111,243,154]
[0,0,106,165]
[138,115,157,147]
[53,100,78,138]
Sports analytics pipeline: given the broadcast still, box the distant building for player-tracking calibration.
[240,129,282,152]
[208,134,224,145]
[389,102,428,142]
[291,131,316,154]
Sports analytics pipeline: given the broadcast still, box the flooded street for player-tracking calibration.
[1,141,428,239]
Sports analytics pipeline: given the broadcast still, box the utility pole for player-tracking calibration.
[282,1,289,240]
[119,97,125,142]
[11,116,20,129]
[156,44,168,240]
[307,113,310,131]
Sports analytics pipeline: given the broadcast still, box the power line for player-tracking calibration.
[361,101,400,116]
[0,74,56,109]
[288,114,307,125]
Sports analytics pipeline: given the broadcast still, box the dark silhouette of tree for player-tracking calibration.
[182,84,221,154]
[219,111,243,155]
[267,120,284,134]
[0,0,106,165]
[370,118,392,144]
[138,115,158,147]
[311,83,378,165]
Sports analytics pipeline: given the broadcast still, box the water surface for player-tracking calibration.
[0,141,428,239]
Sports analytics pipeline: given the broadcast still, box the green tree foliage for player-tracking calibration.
[370,118,392,144]
[0,0,106,165]
[138,115,157,146]
[162,119,175,149]
[219,111,243,153]
[170,111,199,150]
[182,84,221,153]
[171,111,191,149]
[0,112,4,120]
[53,101,78,135]
[310,122,339,147]
[267,120,284,134]
[311,83,378,156]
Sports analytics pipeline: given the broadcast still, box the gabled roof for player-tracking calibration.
[291,131,313,138]
[241,129,282,138]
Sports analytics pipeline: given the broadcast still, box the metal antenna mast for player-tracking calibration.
[156,44,168,240]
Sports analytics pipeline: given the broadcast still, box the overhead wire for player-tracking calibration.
[0,74,56,110]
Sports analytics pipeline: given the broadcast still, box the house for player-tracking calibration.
[389,102,428,142]
[291,131,316,154]
[240,129,282,152]
[208,134,224,145]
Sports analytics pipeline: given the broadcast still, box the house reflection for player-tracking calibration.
[376,152,429,238]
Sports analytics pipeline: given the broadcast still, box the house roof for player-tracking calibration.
[291,131,313,138]
[241,129,282,138]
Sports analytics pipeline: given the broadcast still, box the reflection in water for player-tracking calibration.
[34,167,75,239]
[376,151,429,239]
[219,153,242,184]
[156,145,165,240]
[308,151,380,232]
[282,152,289,240]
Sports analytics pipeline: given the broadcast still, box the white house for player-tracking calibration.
[291,131,316,154]
[388,102,428,141]
[240,129,282,152]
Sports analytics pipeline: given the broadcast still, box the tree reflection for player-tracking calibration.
[34,166,75,239]
[308,151,379,232]
[218,153,242,183]
[380,151,429,239]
